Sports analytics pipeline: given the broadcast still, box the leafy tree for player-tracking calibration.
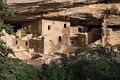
[0,0,13,16]
[0,58,40,80]
[0,0,15,59]
[39,46,120,80]
[75,46,113,61]
[0,40,14,58]
[0,1,40,80]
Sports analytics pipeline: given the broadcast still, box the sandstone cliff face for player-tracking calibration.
[4,0,119,26]
[1,0,120,60]
[4,0,120,47]
[6,0,106,4]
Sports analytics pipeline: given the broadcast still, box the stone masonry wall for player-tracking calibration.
[42,19,71,54]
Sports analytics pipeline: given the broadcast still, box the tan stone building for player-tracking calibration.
[5,19,72,55]
[1,0,120,57]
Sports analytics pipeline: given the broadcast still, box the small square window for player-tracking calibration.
[78,28,82,32]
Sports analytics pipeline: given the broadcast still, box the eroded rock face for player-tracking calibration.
[2,0,120,60]
[7,0,44,4]
[8,0,119,4]
[6,0,106,4]
[4,0,120,24]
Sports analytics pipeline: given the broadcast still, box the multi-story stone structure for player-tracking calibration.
[1,0,120,59]
[3,19,73,55]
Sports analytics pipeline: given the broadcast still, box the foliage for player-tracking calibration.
[0,58,40,80]
[39,63,69,80]
[75,46,113,61]
[0,39,14,58]
[0,0,15,59]
[0,0,15,35]
[0,1,39,80]
[39,46,120,80]
[0,0,14,16]
[0,19,15,35]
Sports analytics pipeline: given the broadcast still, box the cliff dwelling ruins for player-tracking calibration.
[0,0,120,60]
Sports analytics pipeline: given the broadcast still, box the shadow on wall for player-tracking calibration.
[108,0,120,3]
[88,27,102,44]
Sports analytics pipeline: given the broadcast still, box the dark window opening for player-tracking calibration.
[26,26,28,30]
[59,36,62,42]
[48,25,51,30]
[64,24,67,28]
[88,26,94,32]
[71,41,73,44]
[26,41,28,46]
[16,40,18,44]
[78,28,82,32]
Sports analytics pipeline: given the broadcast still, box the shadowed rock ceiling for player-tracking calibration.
[2,0,120,25]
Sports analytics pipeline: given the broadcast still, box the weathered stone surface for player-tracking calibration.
[1,0,120,61]
[3,0,119,26]
[6,0,107,4]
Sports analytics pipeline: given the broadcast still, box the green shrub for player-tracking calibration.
[39,62,73,80]
[0,58,40,80]
[39,46,120,80]
[0,1,40,80]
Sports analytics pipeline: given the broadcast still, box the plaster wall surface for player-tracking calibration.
[0,30,32,60]
[41,19,71,54]
[106,28,120,46]
[70,26,80,37]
